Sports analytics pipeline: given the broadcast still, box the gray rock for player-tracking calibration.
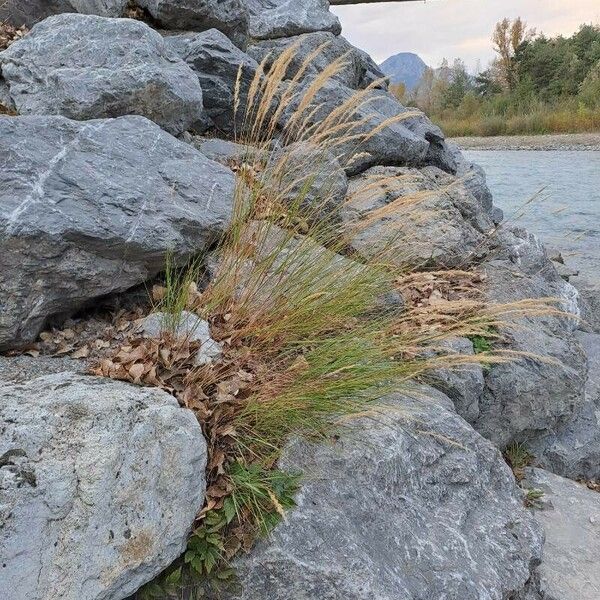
[138,0,249,48]
[426,337,485,423]
[211,220,371,307]
[248,31,386,90]
[448,141,495,216]
[280,82,455,176]
[0,355,87,383]
[475,229,587,449]
[528,331,600,479]
[191,137,267,166]
[0,114,235,350]
[553,260,579,280]
[0,372,207,600]
[574,280,600,333]
[522,468,600,600]
[166,29,258,134]
[341,166,489,269]
[138,310,222,365]
[246,0,341,40]
[0,0,127,26]
[227,387,543,599]
[0,14,205,135]
[266,141,348,223]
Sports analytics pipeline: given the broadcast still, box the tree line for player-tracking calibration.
[392,19,600,136]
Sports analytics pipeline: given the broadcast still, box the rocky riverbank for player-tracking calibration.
[1,3,599,600]
[452,132,600,151]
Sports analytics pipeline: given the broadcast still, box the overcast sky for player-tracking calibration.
[331,0,600,71]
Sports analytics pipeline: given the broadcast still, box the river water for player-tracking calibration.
[464,150,600,285]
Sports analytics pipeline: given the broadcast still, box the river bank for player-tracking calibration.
[452,132,600,151]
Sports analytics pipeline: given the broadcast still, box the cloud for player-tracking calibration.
[331,0,600,70]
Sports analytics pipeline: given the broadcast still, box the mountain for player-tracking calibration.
[379,52,428,90]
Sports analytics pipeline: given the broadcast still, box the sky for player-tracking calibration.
[331,0,600,71]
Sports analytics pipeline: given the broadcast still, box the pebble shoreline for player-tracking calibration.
[451,132,600,151]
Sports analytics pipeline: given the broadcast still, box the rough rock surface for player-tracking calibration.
[575,281,600,333]
[166,29,258,134]
[529,331,600,479]
[138,0,249,48]
[267,142,348,222]
[139,310,222,365]
[0,372,207,600]
[448,141,496,219]
[426,337,485,424]
[341,165,490,269]
[248,31,385,90]
[523,468,600,600]
[0,0,128,26]
[190,137,267,166]
[246,0,341,40]
[227,387,542,599]
[0,355,87,383]
[0,14,205,135]
[0,115,235,350]
[475,228,586,450]
[280,83,456,176]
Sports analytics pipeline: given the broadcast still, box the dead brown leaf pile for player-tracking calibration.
[0,22,27,51]
[397,269,485,309]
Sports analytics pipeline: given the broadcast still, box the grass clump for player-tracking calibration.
[504,442,534,483]
[111,42,565,597]
[524,488,545,509]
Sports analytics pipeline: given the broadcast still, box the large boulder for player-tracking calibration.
[474,228,587,450]
[575,280,600,333]
[246,0,341,40]
[0,372,207,600]
[0,355,87,383]
[0,0,127,26]
[248,31,386,90]
[266,141,349,223]
[137,0,249,48]
[0,114,235,350]
[0,14,205,135]
[425,337,485,424]
[280,83,456,176]
[227,387,543,599]
[523,468,600,600]
[165,29,258,134]
[341,166,490,269]
[528,331,600,479]
[447,141,496,219]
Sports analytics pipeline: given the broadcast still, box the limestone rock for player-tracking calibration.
[448,141,495,218]
[0,14,205,135]
[475,228,586,449]
[138,0,249,48]
[529,331,600,479]
[0,372,207,600]
[0,114,235,350]
[266,142,348,223]
[0,355,87,383]
[426,337,485,423]
[280,83,456,176]
[0,0,127,26]
[138,311,222,365]
[341,166,490,269]
[166,29,258,134]
[227,387,543,599]
[246,0,341,40]
[523,468,600,600]
[248,31,386,90]
[191,137,267,166]
[575,280,600,333]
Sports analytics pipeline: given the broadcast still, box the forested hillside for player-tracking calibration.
[394,20,600,136]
